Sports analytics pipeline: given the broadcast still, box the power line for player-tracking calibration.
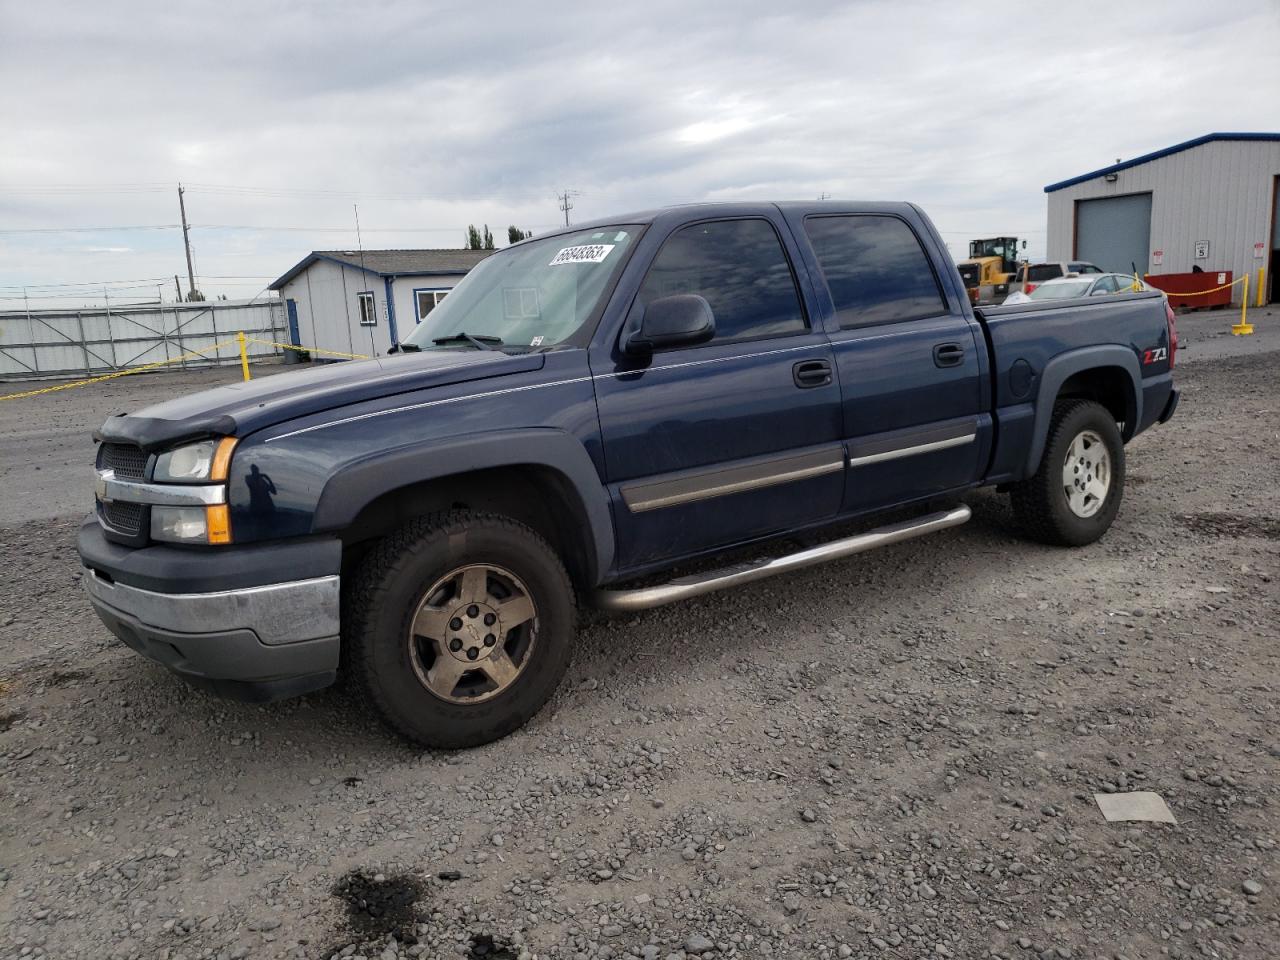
[0,275,274,290]
[0,225,182,233]
[0,181,549,202]
[0,223,560,235]
[183,183,549,203]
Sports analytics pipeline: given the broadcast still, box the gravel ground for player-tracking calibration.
[1,310,1277,960]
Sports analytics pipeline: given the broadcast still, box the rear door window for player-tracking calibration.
[803,215,947,328]
[636,218,807,345]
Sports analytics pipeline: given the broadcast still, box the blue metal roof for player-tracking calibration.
[1043,132,1280,193]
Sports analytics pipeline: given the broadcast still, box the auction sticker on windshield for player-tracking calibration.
[549,244,614,266]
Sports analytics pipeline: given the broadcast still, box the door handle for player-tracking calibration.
[793,359,833,388]
[933,343,965,368]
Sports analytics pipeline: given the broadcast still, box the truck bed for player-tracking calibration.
[976,290,1175,484]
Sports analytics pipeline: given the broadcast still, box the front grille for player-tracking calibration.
[100,499,145,537]
[98,442,148,480]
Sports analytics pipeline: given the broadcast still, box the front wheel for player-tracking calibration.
[1010,399,1124,546]
[345,511,575,749]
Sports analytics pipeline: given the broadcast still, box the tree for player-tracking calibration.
[465,224,483,249]
[507,226,532,244]
[482,225,495,250]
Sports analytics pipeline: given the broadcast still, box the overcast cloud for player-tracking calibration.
[2,0,1278,306]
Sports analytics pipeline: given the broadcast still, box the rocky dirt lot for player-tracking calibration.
[1,315,1277,960]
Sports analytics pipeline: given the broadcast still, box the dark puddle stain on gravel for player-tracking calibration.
[0,709,23,733]
[44,669,90,686]
[1180,512,1280,540]
[328,869,424,945]
[469,933,517,959]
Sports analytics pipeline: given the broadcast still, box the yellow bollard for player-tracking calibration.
[1258,267,1267,308]
[237,330,252,380]
[1231,274,1253,336]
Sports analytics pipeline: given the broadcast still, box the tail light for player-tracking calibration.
[1165,300,1178,369]
[1025,283,1037,294]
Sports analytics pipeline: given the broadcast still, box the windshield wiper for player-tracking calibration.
[432,332,504,351]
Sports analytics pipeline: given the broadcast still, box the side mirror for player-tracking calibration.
[623,294,715,357]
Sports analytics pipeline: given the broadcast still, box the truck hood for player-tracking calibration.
[97,350,545,451]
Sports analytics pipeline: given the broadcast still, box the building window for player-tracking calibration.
[502,287,540,320]
[357,291,377,326]
[415,289,450,322]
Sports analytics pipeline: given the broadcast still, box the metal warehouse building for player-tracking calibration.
[1045,132,1280,304]
[269,248,492,358]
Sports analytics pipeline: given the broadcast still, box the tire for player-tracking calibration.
[344,511,575,749]
[1010,399,1124,546]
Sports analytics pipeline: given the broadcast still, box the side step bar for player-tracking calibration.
[592,505,971,612]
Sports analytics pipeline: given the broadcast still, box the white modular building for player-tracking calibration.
[268,249,493,358]
[1045,133,1280,304]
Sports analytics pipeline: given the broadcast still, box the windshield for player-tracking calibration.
[1028,279,1093,300]
[400,225,641,352]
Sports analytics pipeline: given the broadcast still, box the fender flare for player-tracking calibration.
[1025,345,1141,476]
[312,428,615,582]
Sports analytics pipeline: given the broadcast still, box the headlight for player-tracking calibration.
[151,504,231,544]
[154,441,214,481]
[153,437,237,483]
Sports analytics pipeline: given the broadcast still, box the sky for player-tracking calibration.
[2,0,1278,307]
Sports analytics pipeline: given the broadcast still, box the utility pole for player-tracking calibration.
[817,192,831,200]
[174,275,182,302]
[557,189,579,226]
[177,184,197,301]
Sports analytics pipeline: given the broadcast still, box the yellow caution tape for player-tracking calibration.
[0,338,241,402]
[244,337,370,361]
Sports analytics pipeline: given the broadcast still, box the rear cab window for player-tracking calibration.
[1027,264,1064,282]
[635,218,808,346]
[803,215,947,328]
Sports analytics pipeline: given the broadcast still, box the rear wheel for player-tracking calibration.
[1010,399,1124,546]
[345,511,575,749]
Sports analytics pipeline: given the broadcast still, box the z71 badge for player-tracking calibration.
[1142,346,1168,365]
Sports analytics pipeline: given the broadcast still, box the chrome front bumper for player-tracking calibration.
[83,569,340,645]
[83,570,341,700]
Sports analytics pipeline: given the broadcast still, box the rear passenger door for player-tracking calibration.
[592,216,844,569]
[795,213,990,516]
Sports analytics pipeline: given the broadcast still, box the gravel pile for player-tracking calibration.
[1,351,1276,959]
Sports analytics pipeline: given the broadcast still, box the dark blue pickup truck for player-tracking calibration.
[79,202,1178,747]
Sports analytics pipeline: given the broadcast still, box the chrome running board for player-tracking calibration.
[592,505,971,612]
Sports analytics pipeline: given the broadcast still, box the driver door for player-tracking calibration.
[591,215,844,571]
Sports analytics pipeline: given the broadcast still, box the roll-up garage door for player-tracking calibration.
[1075,193,1152,274]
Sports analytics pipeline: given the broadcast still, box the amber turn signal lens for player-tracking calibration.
[210,437,238,482]
[206,504,231,544]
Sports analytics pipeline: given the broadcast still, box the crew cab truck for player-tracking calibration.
[79,202,1179,748]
